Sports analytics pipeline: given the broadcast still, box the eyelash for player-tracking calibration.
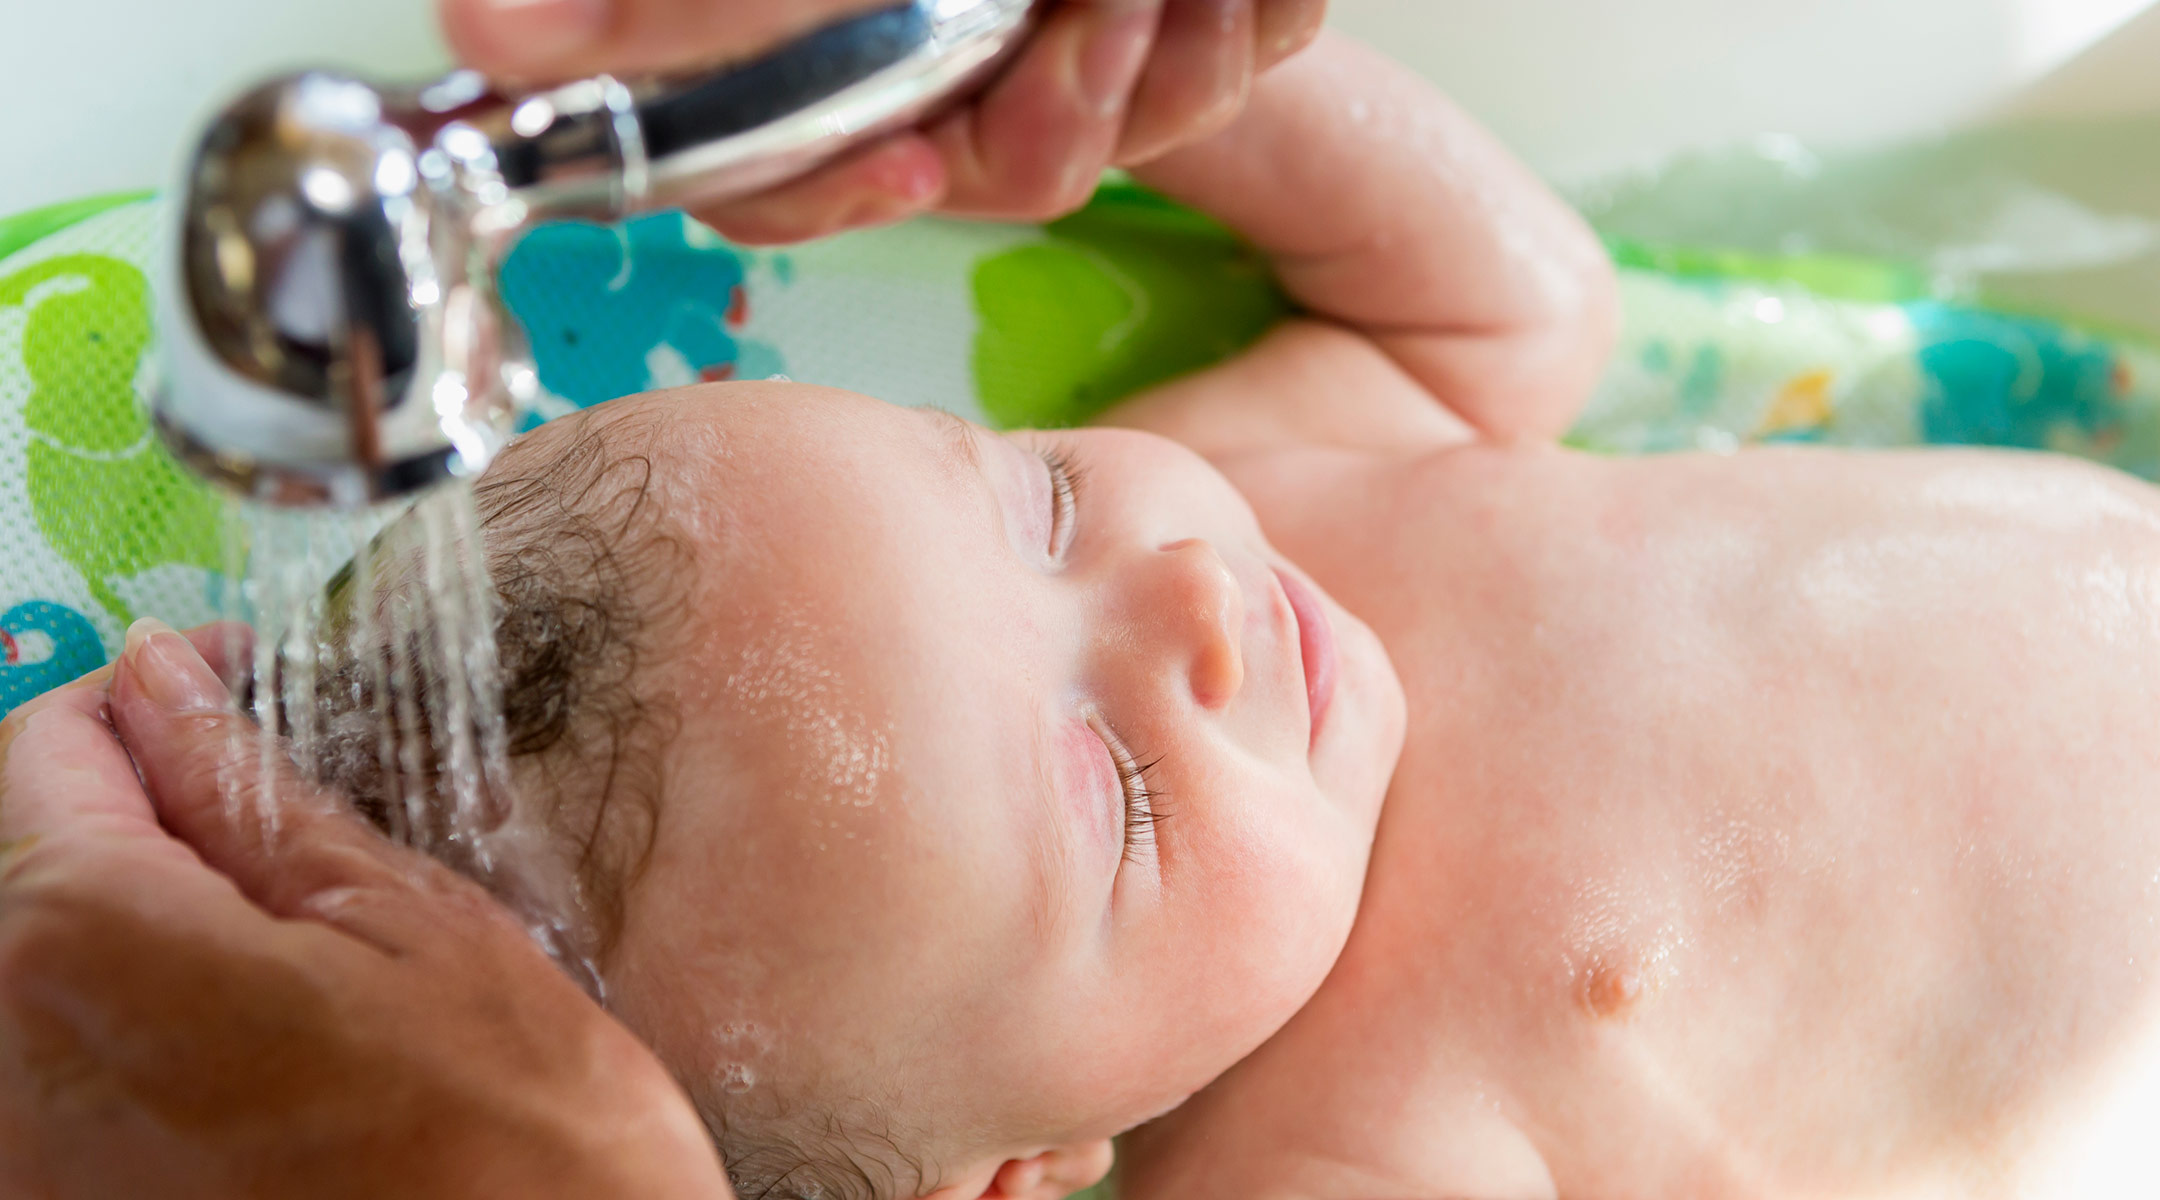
[1096,720,1169,867]
[1038,447,1161,862]
[1040,445,1086,559]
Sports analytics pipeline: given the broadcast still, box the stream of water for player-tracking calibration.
[222,481,599,996]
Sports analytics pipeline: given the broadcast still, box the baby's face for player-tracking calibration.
[586,383,1405,1154]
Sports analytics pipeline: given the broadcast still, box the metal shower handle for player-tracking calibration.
[473,0,1033,216]
[155,0,1036,507]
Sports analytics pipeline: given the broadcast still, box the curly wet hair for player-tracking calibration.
[302,408,688,960]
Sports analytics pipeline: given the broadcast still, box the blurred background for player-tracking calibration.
[3,0,2156,216]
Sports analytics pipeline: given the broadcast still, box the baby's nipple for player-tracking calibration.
[1580,959,1649,1021]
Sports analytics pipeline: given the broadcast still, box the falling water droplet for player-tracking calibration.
[218,480,597,992]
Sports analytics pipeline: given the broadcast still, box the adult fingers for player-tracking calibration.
[0,622,257,845]
[0,800,366,1200]
[183,621,255,688]
[928,0,1158,221]
[440,0,890,85]
[1115,0,1257,167]
[1254,0,1327,69]
[691,132,946,245]
[105,622,414,923]
[0,620,317,936]
[107,623,528,961]
[700,1,1162,235]
[0,663,134,844]
[0,636,319,1049]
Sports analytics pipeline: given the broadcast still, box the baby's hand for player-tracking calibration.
[439,0,1326,243]
[1124,32,1617,443]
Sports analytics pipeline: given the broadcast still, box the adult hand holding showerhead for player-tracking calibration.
[0,623,732,1200]
[439,0,1329,242]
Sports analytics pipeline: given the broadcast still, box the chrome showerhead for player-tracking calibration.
[156,0,1035,507]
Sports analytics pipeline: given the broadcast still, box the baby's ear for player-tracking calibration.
[937,1139,1114,1200]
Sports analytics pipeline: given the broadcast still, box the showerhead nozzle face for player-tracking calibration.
[155,71,521,509]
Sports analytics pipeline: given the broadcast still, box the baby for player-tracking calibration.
[335,32,2160,1200]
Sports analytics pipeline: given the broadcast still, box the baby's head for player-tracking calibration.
[349,382,1406,1198]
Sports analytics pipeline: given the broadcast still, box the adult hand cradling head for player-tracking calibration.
[438,0,1330,242]
[0,621,732,1200]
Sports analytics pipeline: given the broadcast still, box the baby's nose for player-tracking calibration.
[1155,538,1246,710]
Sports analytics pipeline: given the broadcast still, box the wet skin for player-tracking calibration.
[1107,320,2160,1200]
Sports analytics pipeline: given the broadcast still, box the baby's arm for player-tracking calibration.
[1120,33,1616,448]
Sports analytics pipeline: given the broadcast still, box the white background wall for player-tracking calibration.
[1330,0,2155,178]
[1,0,2154,216]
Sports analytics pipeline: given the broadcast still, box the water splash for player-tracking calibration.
[219,481,600,997]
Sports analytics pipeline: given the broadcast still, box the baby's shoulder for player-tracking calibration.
[1903,448,2160,530]
[1862,449,2160,605]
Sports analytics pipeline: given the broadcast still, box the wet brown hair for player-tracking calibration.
[308,408,689,960]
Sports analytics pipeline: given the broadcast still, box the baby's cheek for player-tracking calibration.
[1180,785,1360,1001]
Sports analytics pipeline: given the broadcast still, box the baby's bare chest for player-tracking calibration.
[1230,443,2160,1193]
[1234,444,2160,837]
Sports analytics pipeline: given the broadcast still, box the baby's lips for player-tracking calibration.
[1272,566,1338,749]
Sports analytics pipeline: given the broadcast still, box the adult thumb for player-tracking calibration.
[105,620,422,927]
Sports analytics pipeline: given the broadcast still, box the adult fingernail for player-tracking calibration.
[125,618,228,714]
[1078,10,1157,119]
[472,0,610,70]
